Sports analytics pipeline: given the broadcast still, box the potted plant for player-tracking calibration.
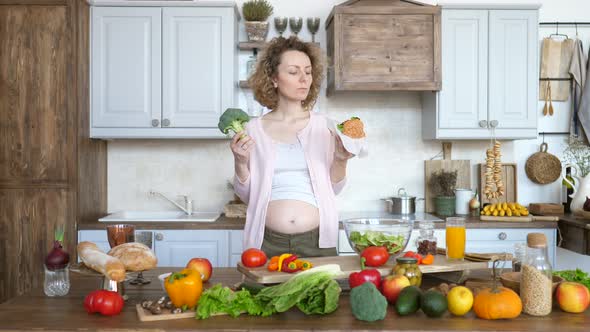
[242,0,274,42]
[429,169,458,217]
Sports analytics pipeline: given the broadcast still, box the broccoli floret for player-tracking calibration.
[218,108,250,136]
[349,282,388,322]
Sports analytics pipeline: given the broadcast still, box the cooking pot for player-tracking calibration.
[382,188,424,215]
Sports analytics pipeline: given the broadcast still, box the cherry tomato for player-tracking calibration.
[361,246,390,267]
[241,248,268,268]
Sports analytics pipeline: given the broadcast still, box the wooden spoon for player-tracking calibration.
[548,82,554,116]
[542,82,549,116]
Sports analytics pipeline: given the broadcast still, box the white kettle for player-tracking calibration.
[562,164,590,212]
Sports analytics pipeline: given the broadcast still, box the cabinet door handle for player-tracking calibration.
[162,118,170,127]
[479,120,488,128]
[489,120,499,128]
[152,119,160,127]
[498,232,507,240]
[155,233,164,241]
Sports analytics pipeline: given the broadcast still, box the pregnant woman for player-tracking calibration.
[231,36,353,257]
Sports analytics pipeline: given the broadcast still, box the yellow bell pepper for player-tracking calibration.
[164,268,203,309]
[277,253,293,272]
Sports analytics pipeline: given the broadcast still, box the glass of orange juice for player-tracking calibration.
[445,217,466,260]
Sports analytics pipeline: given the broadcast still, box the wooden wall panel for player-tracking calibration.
[0,189,73,302]
[0,6,72,186]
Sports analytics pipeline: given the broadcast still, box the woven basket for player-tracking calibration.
[525,142,562,184]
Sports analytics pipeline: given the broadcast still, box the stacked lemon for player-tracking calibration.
[480,202,529,217]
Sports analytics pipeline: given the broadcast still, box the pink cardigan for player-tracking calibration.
[234,112,346,250]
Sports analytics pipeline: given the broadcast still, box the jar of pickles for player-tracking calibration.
[392,257,422,287]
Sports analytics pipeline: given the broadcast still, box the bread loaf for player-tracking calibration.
[77,241,126,282]
[107,242,157,272]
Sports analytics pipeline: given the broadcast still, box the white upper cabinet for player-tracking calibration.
[91,7,161,128]
[423,6,539,140]
[90,4,238,139]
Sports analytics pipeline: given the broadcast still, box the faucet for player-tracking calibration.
[149,190,193,215]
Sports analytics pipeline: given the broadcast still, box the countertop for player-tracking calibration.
[77,213,559,230]
[0,267,587,331]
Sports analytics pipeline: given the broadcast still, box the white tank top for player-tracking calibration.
[270,141,318,207]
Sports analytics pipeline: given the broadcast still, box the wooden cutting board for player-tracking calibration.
[237,255,487,284]
[479,215,559,222]
[478,163,518,205]
[424,159,471,213]
[136,304,195,322]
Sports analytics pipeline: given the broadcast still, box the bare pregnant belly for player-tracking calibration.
[265,200,320,234]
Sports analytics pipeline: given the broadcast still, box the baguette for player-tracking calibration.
[77,241,126,282]
[108,242,157,272]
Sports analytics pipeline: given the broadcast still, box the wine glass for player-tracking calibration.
[307,17,320,43]
[289,17,303,36]
[274,17,288,37]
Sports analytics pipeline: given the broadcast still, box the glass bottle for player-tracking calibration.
[44,264,70,297]
[415,220,437,256]
[246,49,258,78]
[392,257,422,287]
[562,166,573,213]
[512,243,526,272]
[521,233,552,316]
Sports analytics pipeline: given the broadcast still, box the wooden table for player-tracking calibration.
[0,267,588,331]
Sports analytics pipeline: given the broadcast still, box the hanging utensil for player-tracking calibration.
[543,82,549,116]
[548,82,554,116]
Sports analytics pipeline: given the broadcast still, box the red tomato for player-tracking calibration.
[84,290,124,316]
[403,251,423,265]
[361,246,390,267]
[241,248,268,268]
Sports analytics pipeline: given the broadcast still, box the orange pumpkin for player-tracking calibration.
[473,286,522,319]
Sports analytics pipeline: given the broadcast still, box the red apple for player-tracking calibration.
[556,281,590,313]
[381,275,411,304]
[186,258,213,282]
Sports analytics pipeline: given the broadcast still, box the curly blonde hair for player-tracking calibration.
[248,36,324,111]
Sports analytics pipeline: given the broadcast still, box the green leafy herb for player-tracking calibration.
[349,230,406,254]
[553,269,590,291]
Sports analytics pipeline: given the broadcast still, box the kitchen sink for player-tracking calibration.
[98,211,220,223]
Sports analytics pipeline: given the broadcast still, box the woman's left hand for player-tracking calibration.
[332,132,354,162]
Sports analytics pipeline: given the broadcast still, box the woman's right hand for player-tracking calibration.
[230,133,255,165]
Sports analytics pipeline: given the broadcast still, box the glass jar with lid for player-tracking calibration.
[415,220,437,256]
[512,243,526,272]
[392,257,422,287]
[521,233,552,316]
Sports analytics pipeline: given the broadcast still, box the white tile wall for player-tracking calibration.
[108,0,587,214]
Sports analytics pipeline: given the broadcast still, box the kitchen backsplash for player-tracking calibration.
[107,0,579,214]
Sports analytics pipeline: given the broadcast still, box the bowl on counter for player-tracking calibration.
[341,218,413,258]
[500,271,564,294]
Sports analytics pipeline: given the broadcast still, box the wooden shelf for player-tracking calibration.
[239,80,250,88]
[238,41,320,50]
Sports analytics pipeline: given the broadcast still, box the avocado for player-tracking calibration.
[421,290,448,318]
[395,286,422,316]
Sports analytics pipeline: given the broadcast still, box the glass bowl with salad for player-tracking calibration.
[342,218,413,257]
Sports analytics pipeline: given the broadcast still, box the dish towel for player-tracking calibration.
[575,42,590,143]
[568,38,586,138]
[539,37,575,101]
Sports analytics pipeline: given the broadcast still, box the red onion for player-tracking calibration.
[45,227,70,270]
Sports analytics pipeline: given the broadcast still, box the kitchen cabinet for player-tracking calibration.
[90,3,238,139]
[422,5,539,140]
[338,228,557,266]
[78,229,244,268]
[0,1,107,303]
[325,0,441,94]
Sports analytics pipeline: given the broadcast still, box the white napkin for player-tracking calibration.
[328,118,369,158]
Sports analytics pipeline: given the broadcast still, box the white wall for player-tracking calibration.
[108,0,586,214]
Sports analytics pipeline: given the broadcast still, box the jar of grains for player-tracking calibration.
[521,233,552,316]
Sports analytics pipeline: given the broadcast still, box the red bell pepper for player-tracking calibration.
[361,246,390,267]
[281,254,299,273]
[348,257,382,290]
[84,290,124,316]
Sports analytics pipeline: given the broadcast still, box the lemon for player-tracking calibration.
[447,286,473,316]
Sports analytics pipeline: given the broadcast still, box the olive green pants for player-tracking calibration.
[261,227,337,258]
